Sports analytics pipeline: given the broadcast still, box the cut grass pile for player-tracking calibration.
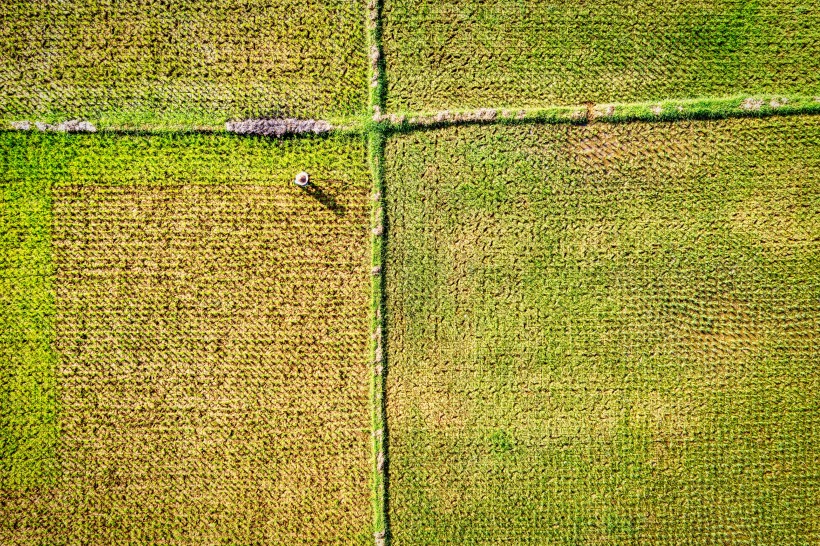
[384,116,820,544]
[382,0,820,112]
[0,0,367,127]
[0,132,372,544]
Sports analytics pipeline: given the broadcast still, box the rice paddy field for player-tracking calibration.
[1,0,819,544]
[1,133,372,544]
[0,0,367,128]
[382,0,820,112]
[383,116,820,544]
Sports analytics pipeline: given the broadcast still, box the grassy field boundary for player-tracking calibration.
[0,113,365,135]
[368,130,389,546]
[374,94,820,131]
[366,0,387,119]
[3,95,817,137]
[366,0,390,544]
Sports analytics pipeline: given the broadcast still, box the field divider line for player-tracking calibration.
[366,0,387,120]
[1,113,365,135]
[368,130,389,546]
[365,0,389,544]
[372,94,820,131]
[4,95,817,137]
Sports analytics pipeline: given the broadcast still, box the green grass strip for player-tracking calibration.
[1,110,230,133]
[1,111,364,135]
[3,95,818,135]
[591,94,820,123]
[368,129,388,546]
[365,0,389,543]
[366,0,387,118]
[0,134,59,488]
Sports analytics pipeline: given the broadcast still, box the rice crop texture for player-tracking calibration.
[384,116,820,544]
[0,132,373,545]
[382,0,820,112]
[0,0,366,124]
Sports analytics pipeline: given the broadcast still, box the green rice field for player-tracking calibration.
[382,0,820,112]
[0,0,367,128]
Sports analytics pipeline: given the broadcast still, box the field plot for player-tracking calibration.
[382,0,820,112]
[0,0,366,127]
[0,132,372,544]
[0,142,56,489]
[384,116,820,544]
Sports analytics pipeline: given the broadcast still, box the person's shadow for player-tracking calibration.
[301,183,345,216]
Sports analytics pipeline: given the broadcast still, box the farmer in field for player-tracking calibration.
[294,171,310,187]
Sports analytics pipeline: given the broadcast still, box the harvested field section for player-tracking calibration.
[0,134,372,545]
[0,0,366,124]
[382,0,820,112]
[384,116,820,545]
